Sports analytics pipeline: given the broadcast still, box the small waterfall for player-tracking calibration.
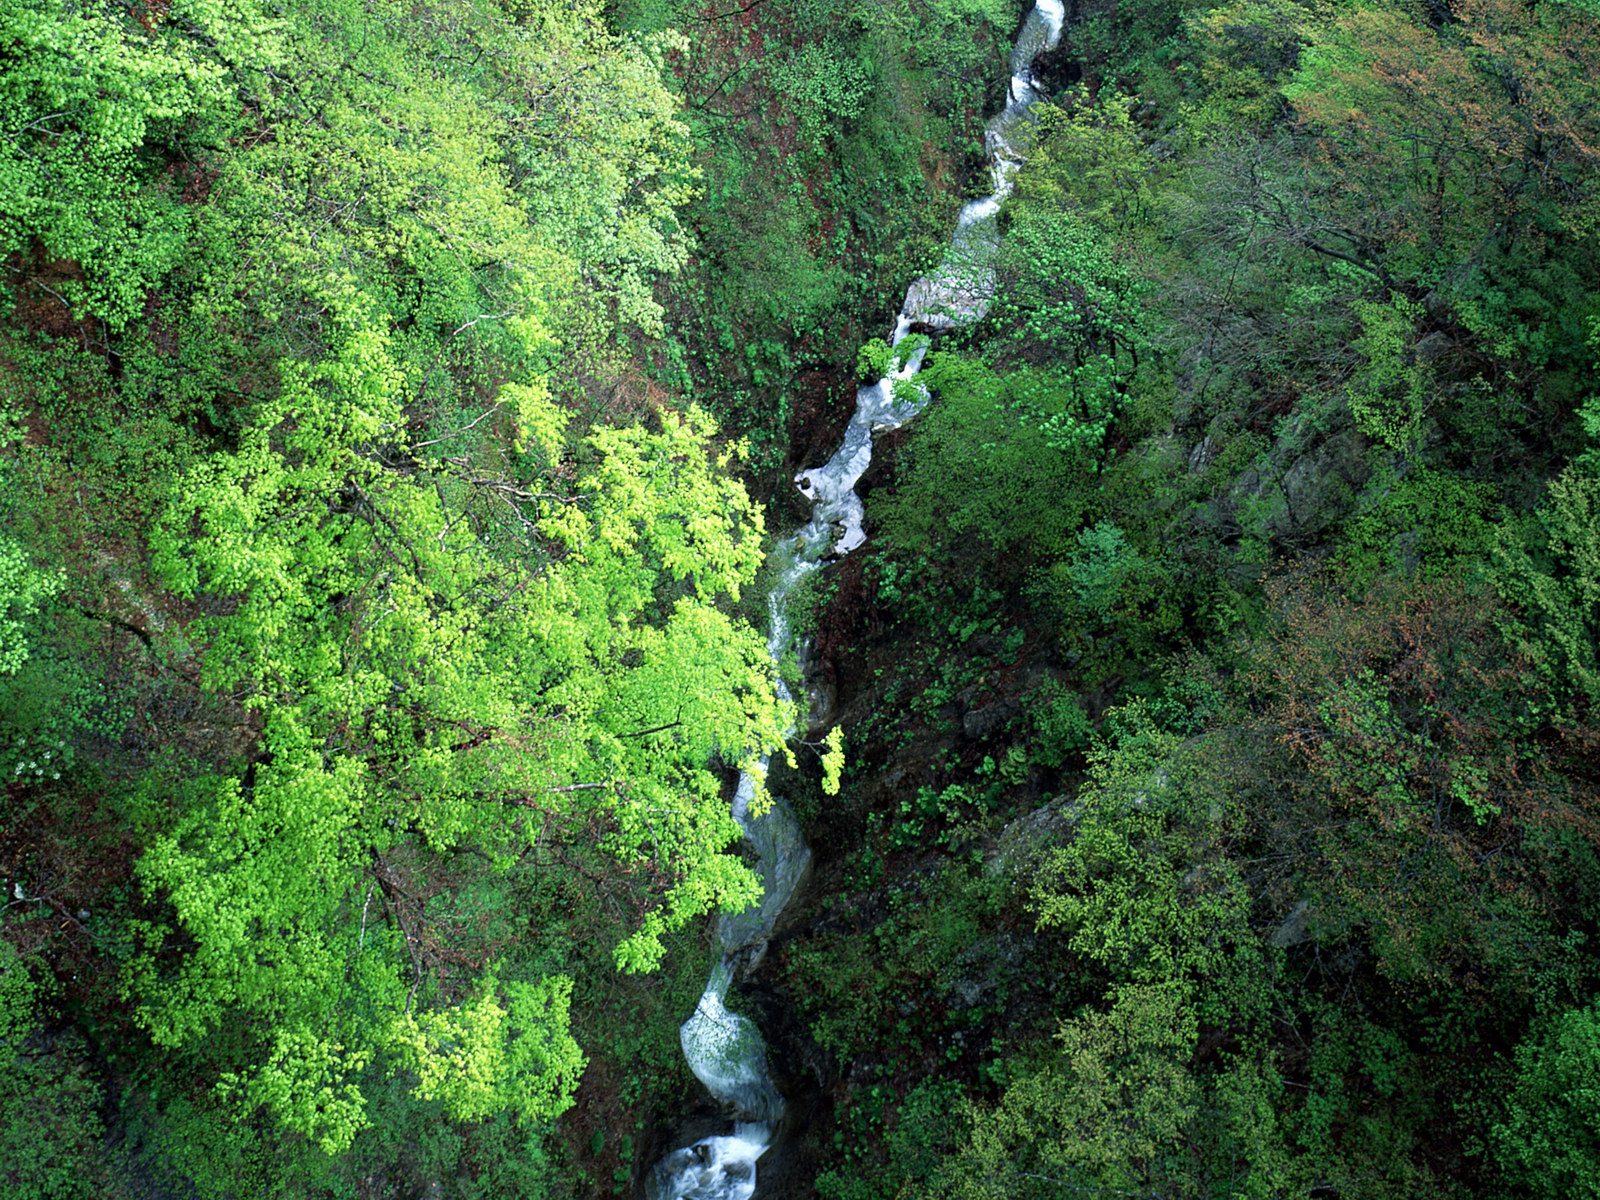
[646,5,1064,1196]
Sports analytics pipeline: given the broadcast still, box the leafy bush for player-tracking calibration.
[1495,1000,1600,1200]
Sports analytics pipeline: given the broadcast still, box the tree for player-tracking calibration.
[129,291,784,1149]
[1283,0,1600,364]
[989,203,1148,461]
[0,533,60,677]
[0,0,274,328]
[939,983,1203,1200]
[1031,702,1263,1015]
[1495,999,1600,1200]
[1497,467,1600,716]
[1246,576,1586,987]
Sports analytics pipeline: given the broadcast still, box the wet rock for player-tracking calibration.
[855,425,911,499]
[1220,409,1372,542]
[720,795,813,974]
[645,1127,768,1200]
[986,798,1076,876]
[1413,330,1454,363]
[1271,900,1313,948]
[1130,766,1172,809]
[785,368,857,484]
[803,676,838,737]
[962,697,1021,741]
[947,932,1034,1010]
[1279,429,1370,538]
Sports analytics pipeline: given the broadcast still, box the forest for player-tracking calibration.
[1,0,1598,1196]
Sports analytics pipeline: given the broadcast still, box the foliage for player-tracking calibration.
[816,1080,969,1200]
[1495,999,1600,1199]
[774,1,1600,1192]
[7,0,1600,1193]
[0,946,112,1200]
[786,862,1008,1062]
[938,983,1203,1200]
[989,204,1146,459]
[0,533,61,676]
[1031,703,1262,1013]
[132,355,782,1139]
[1335,468,1506,587]
[1180,0,1310,135]
[856,337,894,382]
[2,0,792,1178]
[820,725,847,796]
[1348,292,1428,454]
[1245,578,1574,985]
[0,0,276,328]
[388,972,584,1126]
[0,1029,112,1200]
[1059,520,1141,618]
[878,351,1098,589]
[1027,682,1093,769]
[1496,466,1600,714]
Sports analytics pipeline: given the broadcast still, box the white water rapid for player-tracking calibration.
[645,5,1064,1198]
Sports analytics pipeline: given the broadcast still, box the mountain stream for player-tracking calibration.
[644,5,1065,1196]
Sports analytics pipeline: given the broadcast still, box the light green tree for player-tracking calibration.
[0,0,279,327]
[0,533,61,676]
[1495,1000,1600,1199]
[131,277,783,1149]
[939,983,1201,1200]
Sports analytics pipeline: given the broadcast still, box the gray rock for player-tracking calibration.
[1221,409,1372,542]
[1270,900,1313,948]
[1278,429,1370,538]
[962,697,1020,741]
[947,932,1032,1010]
[985,799,1075,876]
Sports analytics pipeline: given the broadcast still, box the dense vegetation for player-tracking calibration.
[1,0,1597,1198]
[778,0,1600,1196]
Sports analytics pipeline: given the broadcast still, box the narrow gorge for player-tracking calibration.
[646,5,1065,1196]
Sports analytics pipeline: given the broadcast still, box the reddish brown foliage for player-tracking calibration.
[1243,574,1599,986]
